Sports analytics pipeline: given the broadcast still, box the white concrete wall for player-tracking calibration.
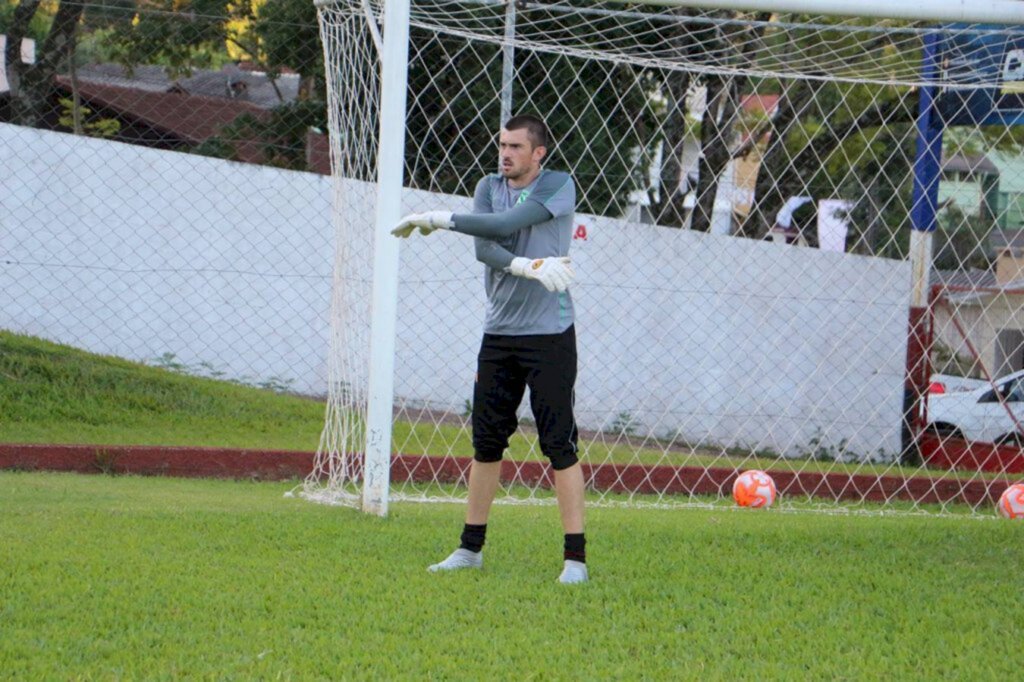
[2,124,334,394]
[2,123,913,458]
[392,207,912,459]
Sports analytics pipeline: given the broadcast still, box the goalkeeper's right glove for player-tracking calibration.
[506,257,575,293]
[391,211,454,238]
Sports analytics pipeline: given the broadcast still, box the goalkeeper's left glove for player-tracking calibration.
[391,211,454,238]
[507,256,575,293]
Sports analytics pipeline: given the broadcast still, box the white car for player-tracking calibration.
[925,369,1024,444]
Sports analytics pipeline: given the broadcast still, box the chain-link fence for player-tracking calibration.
[5,0,1024,514]
[3,0,332,395]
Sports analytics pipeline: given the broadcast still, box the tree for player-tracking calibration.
[249,0,323,101]
[100,0,236,78]
[686,12,771,233]
[4,0,88,126]
[196,99,326,169]
[3,0,246,127]
[99,0,326,170]
[647,68,694,227]
[517,46,659,216]
[729,19,924,246]
[839,125,916,258]
[402,2,665,217]
[932,203,993,272]
[646,8,697,228]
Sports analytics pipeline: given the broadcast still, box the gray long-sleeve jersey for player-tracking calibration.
[450,169,576,336]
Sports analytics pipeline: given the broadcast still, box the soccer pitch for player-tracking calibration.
[1,472,1021,679]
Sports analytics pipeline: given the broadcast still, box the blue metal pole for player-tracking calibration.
[904,30,945,463]
[910,31,945,236]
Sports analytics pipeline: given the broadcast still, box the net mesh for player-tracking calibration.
[305,0,1024,514]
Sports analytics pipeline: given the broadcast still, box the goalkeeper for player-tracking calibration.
[392,114,587,584]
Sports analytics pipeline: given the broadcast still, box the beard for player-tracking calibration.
[501,163,524,179]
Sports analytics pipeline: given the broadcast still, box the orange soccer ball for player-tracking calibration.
[732,470,777,508]
[997,483,1024,519]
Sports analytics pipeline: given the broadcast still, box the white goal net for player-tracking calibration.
[305,0,1024,515]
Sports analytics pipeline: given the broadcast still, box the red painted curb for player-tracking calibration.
[0,443,314,480]
[0,443,1012,507]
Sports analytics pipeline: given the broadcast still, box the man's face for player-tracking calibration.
[499,127,546,181]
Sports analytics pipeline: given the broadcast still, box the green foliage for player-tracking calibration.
[253,0,322,88]
[0,0,54,42]
[75,1,330,170]
[56,96,121,137]
[71,25,122,65]
[191,135,236,161]
[607,411,639,437]
[83,0,138,27]
[738,16,924,243]
[404,27,502,198]
[98,0,237,77]
[931,341,983,379]
[946,122,1024,157]
[1,472,1022,678]
[933,203,993,271]
[197,99,328,170]
[403,3,659,216]
[840,124,917,258]
[802,430,857,463]
[516,51,658,216]
[73,0,324,91]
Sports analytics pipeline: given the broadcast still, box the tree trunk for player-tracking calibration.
[684,10,767,233]
[851,171,883,255]
[649,70,691,227]
[741,83,915,241]
[737,80,813,239]
[6,0,88,127]
[5,1,43,123]
[649,8,698,228]
[68,33,83,135]
[690,75,740,233]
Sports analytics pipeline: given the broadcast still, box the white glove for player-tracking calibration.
[507,256,575,293]
[391,211,454,238]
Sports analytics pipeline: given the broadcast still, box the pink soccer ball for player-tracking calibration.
[732,470,777,508]
[997,483,1024,519]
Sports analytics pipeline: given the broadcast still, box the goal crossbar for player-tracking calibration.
[607,0,1024,25]
[318,0,1024,26]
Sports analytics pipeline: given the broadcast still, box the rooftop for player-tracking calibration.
[72,62,300,109]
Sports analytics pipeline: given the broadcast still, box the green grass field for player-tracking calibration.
[3,331,1024,676]
[0,331,1000,482]
[1,471,1022,679]
[0,331,325,451]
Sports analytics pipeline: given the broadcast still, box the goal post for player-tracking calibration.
[308,0,1024,516]
[361,0,412,516]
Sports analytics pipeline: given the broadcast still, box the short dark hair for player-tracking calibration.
[504,114,550,149]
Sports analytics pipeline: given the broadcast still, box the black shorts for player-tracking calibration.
[472,325,579,471]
